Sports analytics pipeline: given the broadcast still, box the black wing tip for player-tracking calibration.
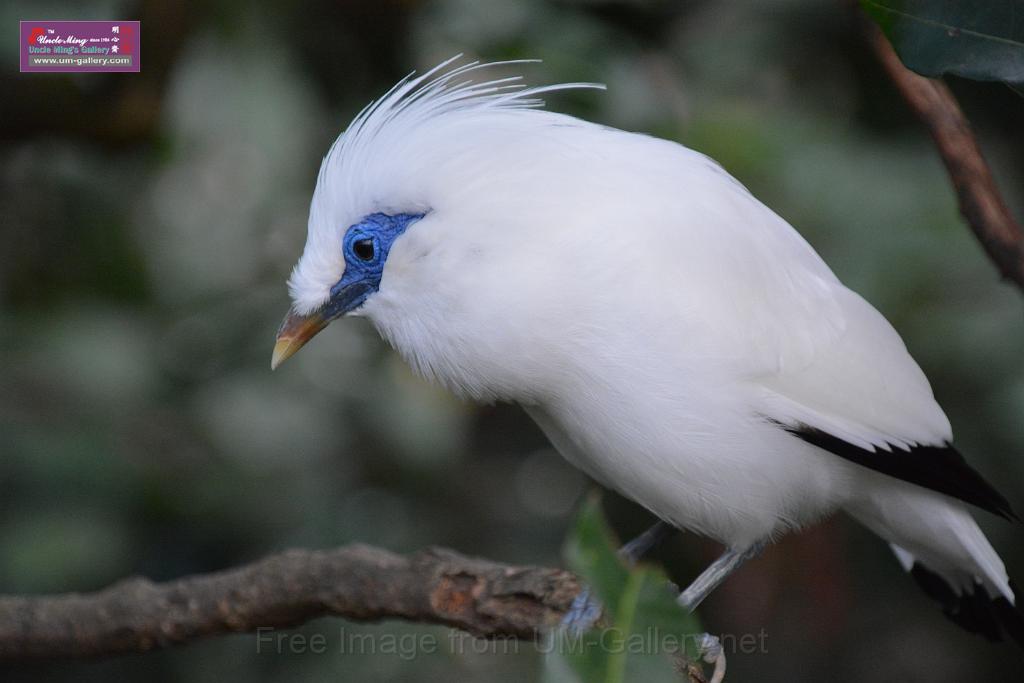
[908,564,1024,649]
[781,423,1017,522]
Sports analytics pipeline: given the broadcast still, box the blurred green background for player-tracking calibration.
[2,0,1023,681]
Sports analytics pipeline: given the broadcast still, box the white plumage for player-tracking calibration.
[277,59,1019,640]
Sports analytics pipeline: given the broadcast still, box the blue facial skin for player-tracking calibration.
[321,212,425,320]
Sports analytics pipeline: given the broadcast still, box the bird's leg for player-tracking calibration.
[617,520,676,565]
[674,541,763,683]
[677,541,765,612]
[561,520,678,632]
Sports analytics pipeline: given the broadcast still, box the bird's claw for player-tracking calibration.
[696,632,721,662]
[696,632,726,683]
[560,588,604,634]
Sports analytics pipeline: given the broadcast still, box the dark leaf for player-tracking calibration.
[862,0,1024,84]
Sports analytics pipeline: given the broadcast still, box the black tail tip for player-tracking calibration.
[910,564,1024,648]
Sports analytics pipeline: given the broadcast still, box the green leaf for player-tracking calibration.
[544,493,704,683]
[861,0,1024,85]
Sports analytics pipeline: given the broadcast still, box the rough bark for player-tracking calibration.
[0,544,583,661]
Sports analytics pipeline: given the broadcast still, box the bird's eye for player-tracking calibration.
[353,238,375,261]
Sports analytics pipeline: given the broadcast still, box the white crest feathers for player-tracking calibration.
[286,57,603,314]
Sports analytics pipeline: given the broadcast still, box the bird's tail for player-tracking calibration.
[889,543,1024,647]
[844,475,1023,647]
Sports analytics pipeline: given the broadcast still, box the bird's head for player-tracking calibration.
[271,210,425,369]
[271,58,602,373]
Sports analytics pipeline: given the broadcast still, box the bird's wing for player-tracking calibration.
[658,153,949,450]
[655,153,952,451]
[711,184,1013,518]
[752,282,951,452]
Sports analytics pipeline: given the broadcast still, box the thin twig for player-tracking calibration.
[865,21,1024,291]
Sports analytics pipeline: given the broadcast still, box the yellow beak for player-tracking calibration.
[271,308,329,370]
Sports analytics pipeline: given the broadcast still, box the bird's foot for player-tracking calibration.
[561,520,676,633]
[560,587,604,634]
[560,586,726,681]
[695,633,727,683]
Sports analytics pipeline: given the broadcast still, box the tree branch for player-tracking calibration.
[0,544,583,661]
[865,22,1024,291]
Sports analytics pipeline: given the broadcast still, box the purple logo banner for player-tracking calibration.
[20,20,140,73]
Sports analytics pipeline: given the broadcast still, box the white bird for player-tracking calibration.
[272,58,1022,645]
